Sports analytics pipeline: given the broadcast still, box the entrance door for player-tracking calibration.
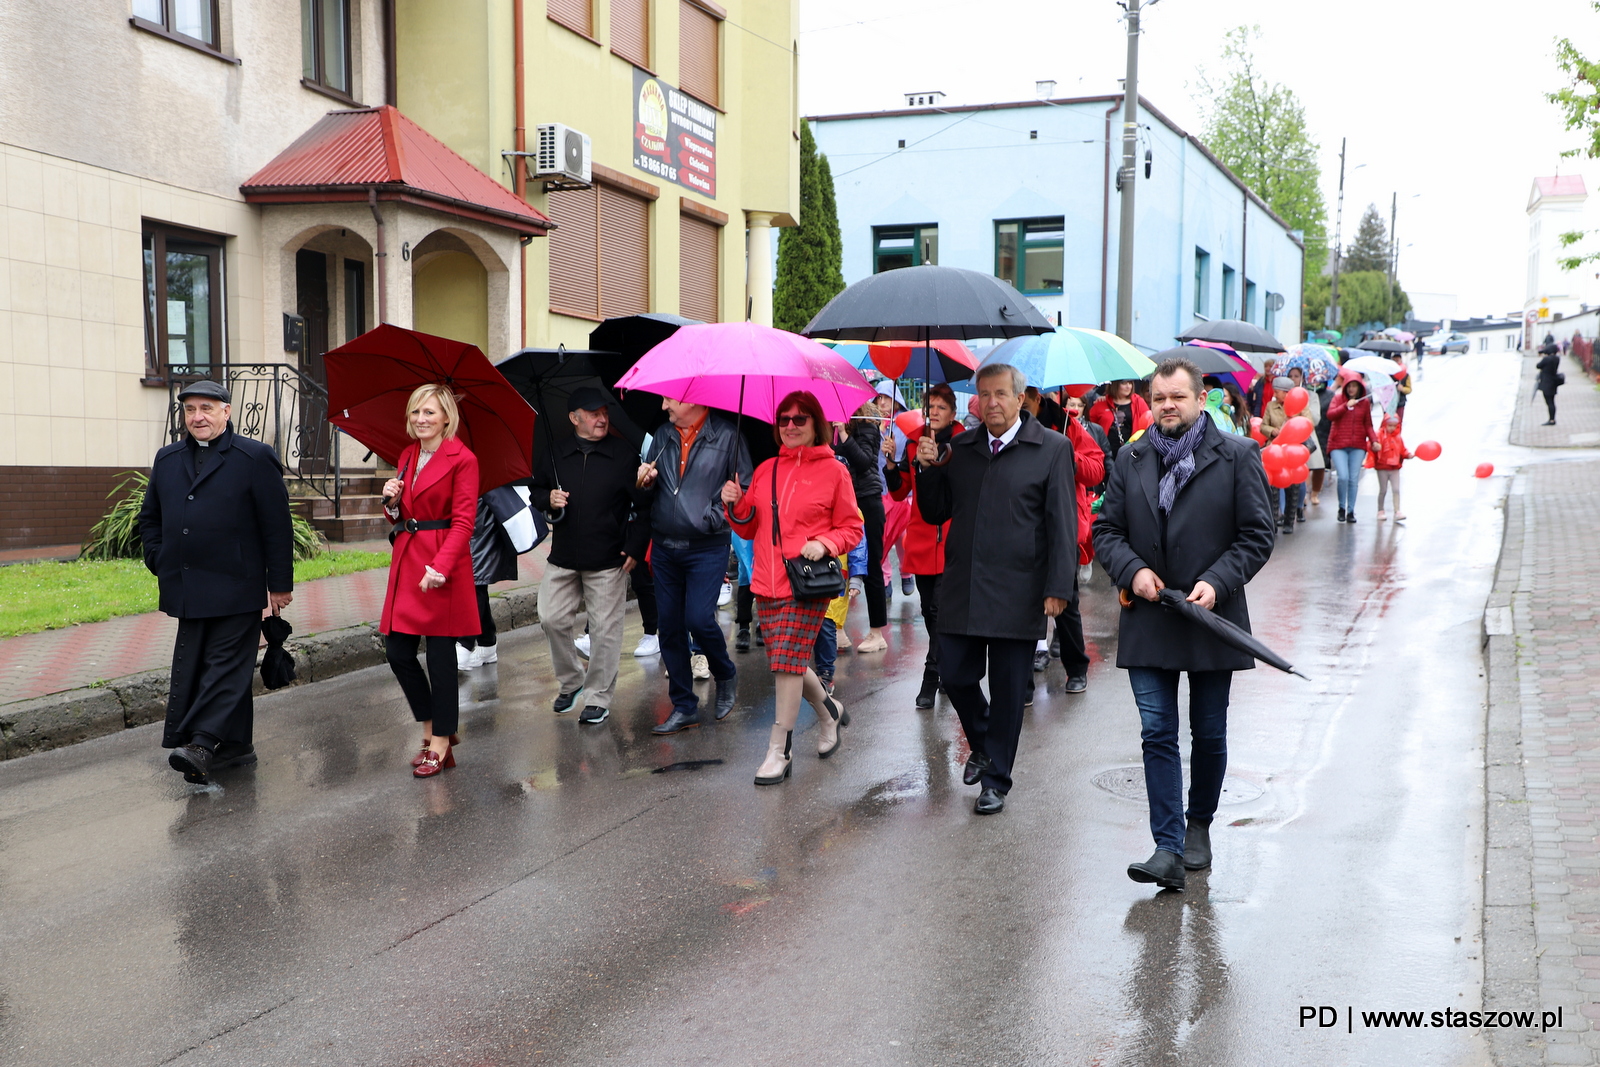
[295,249,332,473]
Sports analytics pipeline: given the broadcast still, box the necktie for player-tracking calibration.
[991,439,1002,456]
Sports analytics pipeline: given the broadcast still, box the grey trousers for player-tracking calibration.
[540,562,628,708]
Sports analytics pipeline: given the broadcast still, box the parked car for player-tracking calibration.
[1424,331,1470,354]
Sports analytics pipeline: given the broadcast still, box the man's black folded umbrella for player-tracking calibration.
[1157,588,1309,679]
[260,615,296,690]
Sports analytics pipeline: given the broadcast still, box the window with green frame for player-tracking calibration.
[995,217,1064,294]
[873,225,938,273]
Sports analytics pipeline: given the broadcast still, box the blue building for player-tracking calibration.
[809,94,1305,355]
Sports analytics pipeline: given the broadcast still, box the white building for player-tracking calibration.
[1525,175,1600,346]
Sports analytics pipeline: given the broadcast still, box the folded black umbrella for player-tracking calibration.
[260,615,296,690]
[1157,588,1308,679]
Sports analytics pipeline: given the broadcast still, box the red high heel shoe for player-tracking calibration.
[411,734,460,767]
[414,740,455,778]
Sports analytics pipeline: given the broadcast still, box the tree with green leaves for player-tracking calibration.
[1343,204,1391,273]
[1548,6,1600,268]
[1303,269,1411,332]
[1195,26,1330,274]
[774,120,845,333]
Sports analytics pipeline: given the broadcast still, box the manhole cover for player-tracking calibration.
[1091,766,1264,805]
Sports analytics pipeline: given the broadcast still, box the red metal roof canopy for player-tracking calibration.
[241,106,551,235]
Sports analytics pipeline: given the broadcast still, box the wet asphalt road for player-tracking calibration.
[0,353,1551,1066]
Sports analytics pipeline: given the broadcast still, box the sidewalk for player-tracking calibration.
[0,542,548,706]
[1510,350,1600,448]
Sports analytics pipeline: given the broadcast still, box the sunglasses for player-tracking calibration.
[776,413,812,427]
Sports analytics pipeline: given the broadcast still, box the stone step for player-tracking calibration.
[301,493,388,519]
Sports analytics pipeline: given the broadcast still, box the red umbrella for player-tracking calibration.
[324,324,535,494]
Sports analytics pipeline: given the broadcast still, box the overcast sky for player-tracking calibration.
[798,0,1600,320]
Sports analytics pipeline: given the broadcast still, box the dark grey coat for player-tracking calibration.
[914,411,1077,642]
[1092,417,1276,671]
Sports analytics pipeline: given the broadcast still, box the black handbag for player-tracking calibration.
[771,463,845,601]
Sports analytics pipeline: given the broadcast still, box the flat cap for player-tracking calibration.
[176,380,231,403]
[567,386,609,412]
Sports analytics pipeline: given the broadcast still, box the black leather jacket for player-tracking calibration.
[643,413,753,549]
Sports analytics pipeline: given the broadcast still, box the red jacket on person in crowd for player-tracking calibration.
[888,423,964,575]
[1088,394,1149,438]
[1367,418,1412,471]
[727,445,863,600]
[380,436,480,636]
[1325,390,1377,452]
[1064,416,1106,564]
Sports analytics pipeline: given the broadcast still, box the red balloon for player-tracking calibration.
[1276,416,1314,446]
[1415,440,1442,461]
[1284,386,1310,417]
[895,410,925,438]
[1267,467,1294,489]
[1136,409,1155,432]
[1261,443,1287,472]
[1249,417,1266,445]
[1475,462,1495,479]
[1281,443,1310,467]
[1289,463,1311,484]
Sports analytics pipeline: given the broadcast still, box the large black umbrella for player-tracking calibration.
[1158,589,1309,678]
[1357,338,1409,354]
[1176,318,1286,354]
[495,347,647,473]
[803,265,1054,341]
[589,313,703,358]
[1148,344,1254,377]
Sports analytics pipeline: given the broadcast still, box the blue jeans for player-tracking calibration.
[652,540,736,716]
[1331,448,1365,511]
[1127,667,1233,855]
[813,618,837,679]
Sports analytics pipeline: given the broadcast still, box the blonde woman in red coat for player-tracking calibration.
[722,390,863,785]
[380,384,480,778]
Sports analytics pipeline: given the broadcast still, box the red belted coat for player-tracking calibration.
[888,423,963,575]
[380,436,480,636]
[727,444,863,600]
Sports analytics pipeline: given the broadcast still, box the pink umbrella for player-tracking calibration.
[616,322,878,423]
[1189,339,1258,392]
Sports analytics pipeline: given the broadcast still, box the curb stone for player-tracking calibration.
[0,584,555,762]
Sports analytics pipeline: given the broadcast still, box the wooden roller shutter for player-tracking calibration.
[679,212,719,322]
[548,186,600,319]
[547,0,591,38]
[610,0,648,68]
[599,185,650,317]
[678,1,719,107]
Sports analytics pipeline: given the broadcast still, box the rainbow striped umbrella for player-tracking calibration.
[980,327,1156,389]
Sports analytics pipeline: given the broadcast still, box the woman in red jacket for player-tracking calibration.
[885,383,962,709]
[380,383,480,777]
[1325,376,1377,524]
[723,391,863,785]
[1088,380,1149,456]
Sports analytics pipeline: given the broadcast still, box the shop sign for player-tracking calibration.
[633,68,717,197]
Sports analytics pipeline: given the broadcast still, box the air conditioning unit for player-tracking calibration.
[535,123,592,185]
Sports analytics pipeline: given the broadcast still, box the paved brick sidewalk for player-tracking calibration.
[1488,459,1600,1065]
[1511,352,1600,448]
[0,543,547,705]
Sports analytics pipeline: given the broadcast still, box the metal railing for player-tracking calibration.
[167,364,343,518]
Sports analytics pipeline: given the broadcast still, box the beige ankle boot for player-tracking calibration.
[754,728,792,785]
[816,695,848,758]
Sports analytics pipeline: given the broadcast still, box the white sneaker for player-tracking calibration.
[718,582,733,607]
[574,634,592,658]
[691,653,711,679]
[634,633,661,656]
[1078,562,1093,585]
[456,644,474,672]
[476,645,497,665]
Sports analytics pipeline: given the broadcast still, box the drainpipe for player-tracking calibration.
[1100,98,1120,331]
[382,0,397,106]
[1239,193,1248,320]
[514,0,528,347]
[369,188,387,324]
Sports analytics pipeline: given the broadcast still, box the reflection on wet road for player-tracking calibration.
[0,353,1539,1066]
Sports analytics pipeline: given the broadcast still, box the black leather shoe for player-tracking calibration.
[974,788,1005,815]
[210,742,258,770]
[753,623,765,647]
[962,752,992,786]
[734,627,751,653]
[1346,512,1357,524]
[915,669,938,709]
[714,675,737,719]
[552,689,581,714]
[1337,507,1347,523]
[1183,820,1212,870]
[1281,519,1294,535]
[1127,849,1186,890]
[1032,649,1050,672]
[1065,674,1088,694]
[168,743,214,783]
[652,709,701,735]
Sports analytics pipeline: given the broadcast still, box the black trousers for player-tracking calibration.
[939,633,1034,794]
[386,633,460,736]
[1055,580,1090,674]
[1543,387,1558,421]
[860,497,887,629]
[163,610,260,750]
[736,584,754,627]
[914,573,941,673]
[458,585,497,651]
[632,562,658,635]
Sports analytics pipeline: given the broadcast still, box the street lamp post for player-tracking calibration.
[1328,141,1364,338]
[1114,0,1150,343]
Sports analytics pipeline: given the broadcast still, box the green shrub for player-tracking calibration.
[80,470,326,562]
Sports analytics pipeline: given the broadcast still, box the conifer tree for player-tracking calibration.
[774,121,845,333]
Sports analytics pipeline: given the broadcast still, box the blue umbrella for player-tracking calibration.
[981,328,1157,389]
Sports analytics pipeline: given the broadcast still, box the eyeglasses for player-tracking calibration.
[776,413,812,427]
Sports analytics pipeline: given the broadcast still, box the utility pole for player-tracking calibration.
[1387,190,1398,290]
[1114,0,1146,342]
[1329,137,1347,337]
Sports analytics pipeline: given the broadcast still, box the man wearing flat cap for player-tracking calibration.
[528,386,651,725]
[139,379,295,783]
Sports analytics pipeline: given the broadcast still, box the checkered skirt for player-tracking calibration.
[754,595,830,674]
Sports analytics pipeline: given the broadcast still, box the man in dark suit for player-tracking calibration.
[1093,356,1275,890]
[139,380,295,784]
[914,363,1077,815]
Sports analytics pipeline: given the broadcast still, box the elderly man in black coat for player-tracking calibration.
[138,380,295,784]
[1093,356,1275,890]
[915,363,1078,816]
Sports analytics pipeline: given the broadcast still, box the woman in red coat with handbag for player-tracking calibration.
[722,390,863,786]
[380,383,480,777]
